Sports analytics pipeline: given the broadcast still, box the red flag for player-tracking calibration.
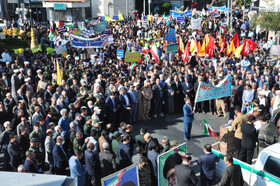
[241,39,258,56]
[164,39,167,51]
[182,41,190,63]
[230,33,240,47]
[206,35,216,58]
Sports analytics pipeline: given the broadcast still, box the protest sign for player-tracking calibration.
[70,34,107,48]
[101,164,139,186]
[166,43,178,53]
[75,28,81,35]
[157,143,186,186]
[57,26,67,34]
[94,21,107,33]
[177,17,184,23]
[270,45,280,57]
[112,15,119,20]
[195,75,232,103]
[191,18,202,30]
[117,50,124,58]
[55,45,67,54]
[165,28,176,42]
[81,29,91,38]
[125,52,141,63]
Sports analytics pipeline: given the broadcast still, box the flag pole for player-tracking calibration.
[212,136,220,151]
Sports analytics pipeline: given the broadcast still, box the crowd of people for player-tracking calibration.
[0,8,280,186]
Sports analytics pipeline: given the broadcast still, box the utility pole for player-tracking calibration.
[143,0,145,15]
[28,0,32,27]
[148,0,151,15]
[126,0,128,17]
[227,0,229,26]
[230,0,233,33]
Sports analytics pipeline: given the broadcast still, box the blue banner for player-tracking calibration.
[57,26,67,34]
[166,43,178,53]
[170,11,192,18]
[70,35,107,48]
[94,21,107,33]
[165,28,176,42]
[112,15,119,20]
[177,16,184,22]
[81,29,91,38]
[195,75,232,102]
[117,50,124,58]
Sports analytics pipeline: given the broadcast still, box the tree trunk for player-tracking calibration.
[2,0,11,21]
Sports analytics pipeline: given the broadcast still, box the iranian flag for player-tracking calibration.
[150,44,160,64]
[108,169,126,186]
[128,62,137,70]
[203,119,218,139]
[246,103,254,116]
[131,10,138,14]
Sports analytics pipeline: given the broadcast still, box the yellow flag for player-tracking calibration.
[180,36,184,53]
[205,34,209,48]
[118,12,124,21]
[56,60,63,86]
[233,44,244,58]
[190,39,196,53]
[230,42,236,54]
[105,15,117,22]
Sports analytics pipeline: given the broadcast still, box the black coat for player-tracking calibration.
[216,164,244,186]
[8,141,22,168]
[99,151,117,178]
[241,123,258,148]
[175,164,198,186]
[84,149,99,176]
[24,159,39,173]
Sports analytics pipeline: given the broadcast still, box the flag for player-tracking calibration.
[49,27,54,40]
[128,62,137,70]
[246,103,254,116]
[241,39,257,56]
[131,9,138,14]
[56,60,63,86]
[108,169,126,186]
[105,15,117,22]
[203,119,218,139]
[190,39,196,54]
[182,41,190,62]
[118,11,124,21]
[198,38,206,57]
[229,41,236,54]
[164,39,167,51]
[219,36,225,53]
[179,36,184,55]
[233,44,244,58]
[150,44,160,64]
[220,25,226,34]
[226,41,231,55]
[230,33,240,47]
[206,35,216,58]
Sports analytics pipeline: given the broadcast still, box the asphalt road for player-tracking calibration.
[131,112,226,183]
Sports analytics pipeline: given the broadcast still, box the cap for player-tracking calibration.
[170,140,179,146]
[133,82,139,86]
[66,55,71,58]
[37,69,42,73]
[253,107,262,112]
[113,131,121,138]
[93,107,101,112]
[93,119,103,124]
[24,61,30,65]
[86,116,92,121]
[75,113,81,117]
[95,94,102,99]
[30,138,37,143]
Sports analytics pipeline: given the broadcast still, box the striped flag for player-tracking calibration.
[246,103,254,116]
[203,119,218,139]
[150,44,160,64]
[109,169,126,186]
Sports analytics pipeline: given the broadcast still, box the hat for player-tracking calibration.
[66,55,71,58]
[253,107,262,112]
[95,94,102,99]
[113,131,121,138]
[93,107,101,112]
[20,68,24,71]
[258,91,265,95]
[37,69,42,73]
[30,138,37,143]
[93,119,103,124]
[75,113,81,117]
[13,69,19,73]
[24,77,31,82]
[170,140,179,147]
[24,61,30,65]
[133,82,140,86]
[86,116,92,121]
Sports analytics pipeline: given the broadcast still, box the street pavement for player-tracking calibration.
[131,112,226,182]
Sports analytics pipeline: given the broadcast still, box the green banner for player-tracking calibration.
[157,143,186,186]
[125,52,141,63]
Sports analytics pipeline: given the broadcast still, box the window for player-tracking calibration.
[263,156,280,178]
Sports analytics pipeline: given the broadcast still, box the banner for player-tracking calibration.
[57,26,67,34]
[157,143,186,186]
[191,18,202,30]
[70,34,108,48]
[195,75,232,103]
[166,43,178,53]
[101,164,139,186]
[94,21,107,33]
[165,28,176,42]
[81,29,91,38]
[176,17,184,23]
[55,45,67,54]
[270,45,280,57]
[125,52,141,63]
[117,50,124,58]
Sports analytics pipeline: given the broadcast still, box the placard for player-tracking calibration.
[55,45,67,54]
[177,17,184,23]
[117,50,124,58]
[125,52,141,63]
[166,43,178,53]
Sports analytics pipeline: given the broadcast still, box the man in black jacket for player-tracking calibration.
[24,150,39,173]
[84,142,100,186]
[175,155,198,186]
[240,115,258,164]
[215,155,243,186]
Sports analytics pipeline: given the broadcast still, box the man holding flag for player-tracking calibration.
[183,97,194,141]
